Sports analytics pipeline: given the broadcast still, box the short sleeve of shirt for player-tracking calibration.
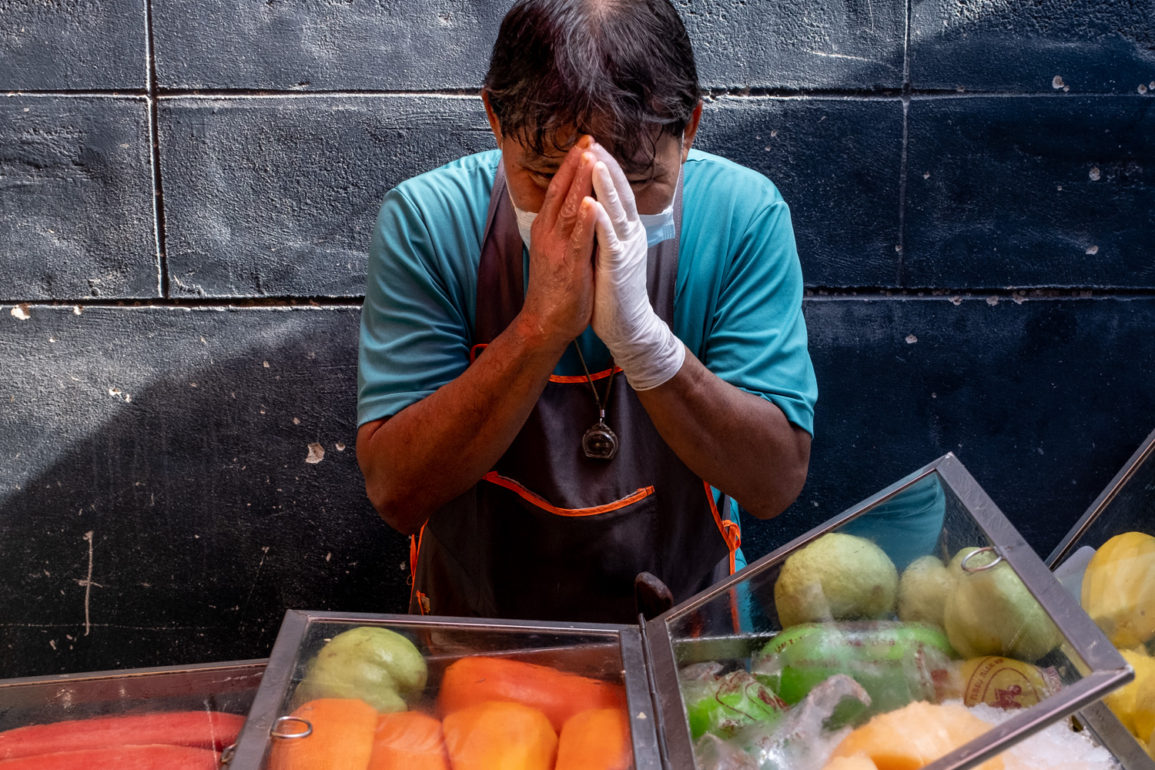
[675,151,817,436]
[357,152,498,426]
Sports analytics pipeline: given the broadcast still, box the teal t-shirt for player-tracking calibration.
[358,149,817,436]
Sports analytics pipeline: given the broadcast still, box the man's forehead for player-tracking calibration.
[517,128,671,174]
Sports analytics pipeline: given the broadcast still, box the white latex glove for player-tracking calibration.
[590,160,686,391]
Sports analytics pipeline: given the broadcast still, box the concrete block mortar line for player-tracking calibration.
[800,288,1155,301]
[144,0,169,300]
[6,87,1140,101]
[2,290,1150,314]
[0,90,150,98]
[903,0,913,90]
[896,0,912,286]
[0,297,366,311]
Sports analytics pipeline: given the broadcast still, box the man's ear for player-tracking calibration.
[681,101,703,162]
[481,91,503,147]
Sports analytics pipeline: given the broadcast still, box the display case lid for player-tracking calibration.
[228,610,660,770]
[1048,426,1155,569]
[645,453,1132,770]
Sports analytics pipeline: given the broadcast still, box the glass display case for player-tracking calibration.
[228,454,1132,770]
[1049,427,1155,769]
[0,659,264,766]
[647,453,1132,770]
[228,612,660,769]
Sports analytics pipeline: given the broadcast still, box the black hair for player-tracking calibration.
[483,0,700,174]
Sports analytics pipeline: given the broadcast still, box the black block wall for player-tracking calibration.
[1,0,1152,678]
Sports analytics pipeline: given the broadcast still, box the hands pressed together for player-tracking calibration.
[521,136,685,391]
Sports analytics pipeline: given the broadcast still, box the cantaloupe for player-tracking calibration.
[824,754,880,770]
[827,700,1003,770]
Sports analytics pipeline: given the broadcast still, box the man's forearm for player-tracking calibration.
[357,316,568,535]
[635,348,811,520]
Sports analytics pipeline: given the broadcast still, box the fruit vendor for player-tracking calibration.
[355,0,817,622]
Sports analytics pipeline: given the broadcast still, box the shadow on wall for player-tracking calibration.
[0,306,408,679]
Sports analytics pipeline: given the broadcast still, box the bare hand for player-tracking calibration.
[518,137,599,349]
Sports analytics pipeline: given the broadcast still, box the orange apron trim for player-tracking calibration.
[704,480,741,574]
[548,369,618,384]
[483,471,654,516]
[409,525,426,613]
[471,343,620,384]
[704,480,743,632]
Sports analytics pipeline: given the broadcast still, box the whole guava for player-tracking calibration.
[293,626,427,712]
[943,547,1061,662]
[773,532,898,628]
[897,554,953,627]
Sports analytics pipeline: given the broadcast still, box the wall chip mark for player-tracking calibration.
[905,334,918,344]
[107,387,132,403]
[1086,245,1099,255]
[335,442,346,452]
[986,296,999,306]
[306,443,325,464]
[1052,75,1065,89]
[1089,167,1101,181]
[11,305,30,321]
[75,531,102,638]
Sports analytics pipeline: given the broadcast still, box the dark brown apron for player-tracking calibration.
[408,164,738,623]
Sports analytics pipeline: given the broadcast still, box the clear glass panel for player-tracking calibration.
[660,465,1122,770]
[257,617,636,769]
[0,662,263,764]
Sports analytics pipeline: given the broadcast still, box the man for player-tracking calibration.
[356,0,816,623]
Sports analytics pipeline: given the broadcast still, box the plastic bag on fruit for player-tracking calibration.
[694,674,870,770]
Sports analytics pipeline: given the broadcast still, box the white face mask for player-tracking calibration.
[511,199,538,250]
[510,139,683,250]
[510,193,676,250]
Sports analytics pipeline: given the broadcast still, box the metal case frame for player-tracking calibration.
[228,610,662,770]
[645,453,1132,770]
[1047,426,1155,770]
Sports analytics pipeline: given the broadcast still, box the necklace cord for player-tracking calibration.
[572,342,616,417]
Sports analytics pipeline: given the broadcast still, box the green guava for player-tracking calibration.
[680,668,786,740]
[943,547,1062,662]
[753,621,957,727]
[897,554,954,627]
[773,532,899,628]
[293,626,428,712]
